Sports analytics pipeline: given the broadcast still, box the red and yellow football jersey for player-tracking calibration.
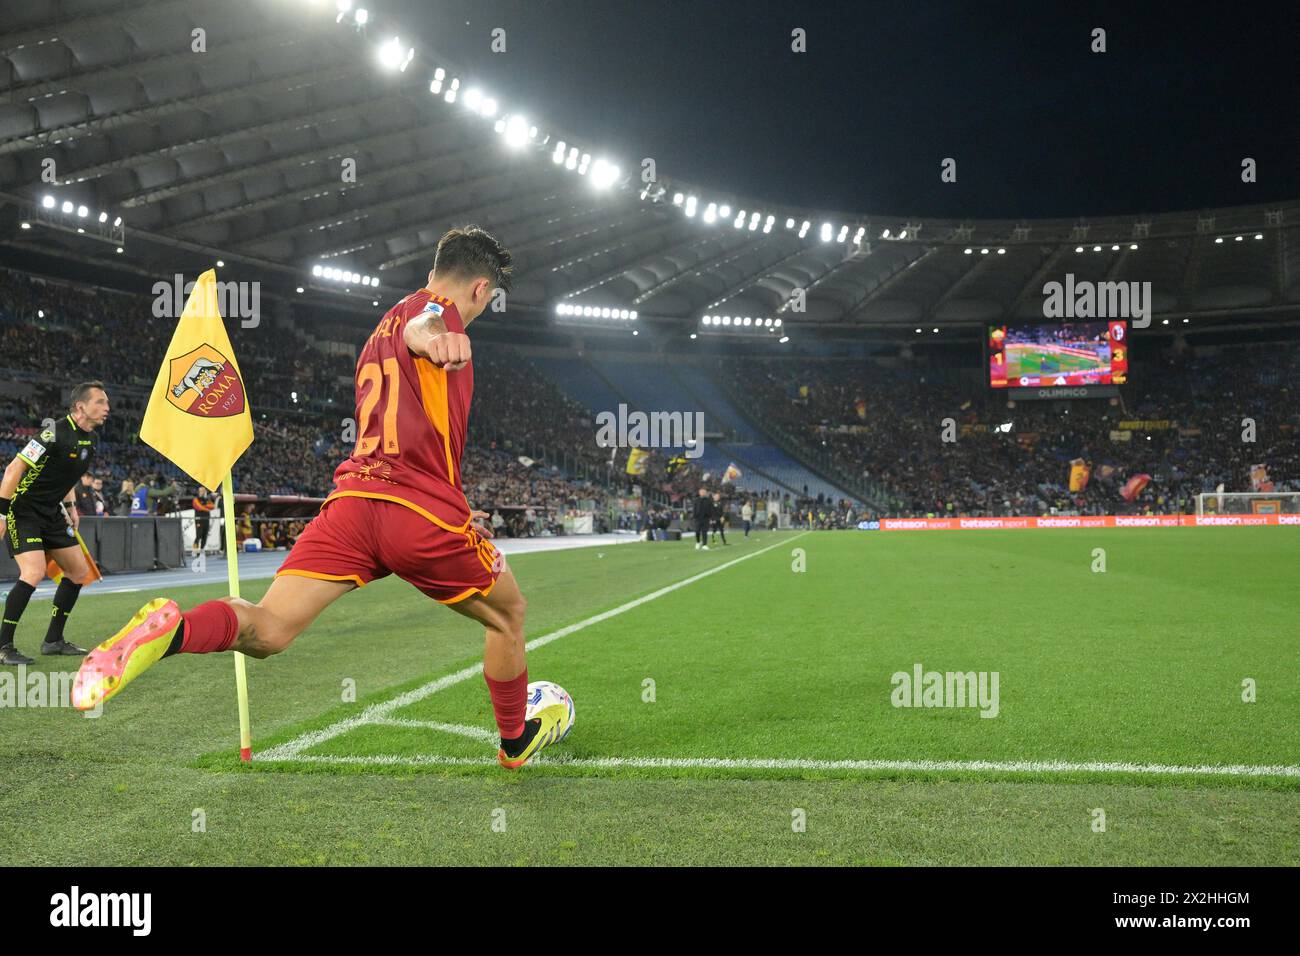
[325,290,475,531]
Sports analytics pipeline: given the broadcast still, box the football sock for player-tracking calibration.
[1,580,35,646]
[500,718,540,758]
[174,600,238,654]
[485,668,529,740]
[44,580,82,643]
[164,619,185,657]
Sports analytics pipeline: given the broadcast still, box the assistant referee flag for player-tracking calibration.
[140,269,254,489]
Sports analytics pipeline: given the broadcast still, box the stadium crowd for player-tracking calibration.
[726,345,1299,517]
[0,269,628,536]
[5,268,1297,529]
[0,268,355,406]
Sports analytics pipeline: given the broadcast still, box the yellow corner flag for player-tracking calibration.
[140,270,253,486]
[141,269,255,761]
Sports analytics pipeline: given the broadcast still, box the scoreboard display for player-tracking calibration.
[988,320,1128,390]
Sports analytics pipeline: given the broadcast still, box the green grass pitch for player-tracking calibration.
[1007,344,1105,377]
[2,528,1298,865]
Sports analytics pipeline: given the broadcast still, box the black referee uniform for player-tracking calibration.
[710,496,728,546]
[692,490,712,548]
[1,414,97,664]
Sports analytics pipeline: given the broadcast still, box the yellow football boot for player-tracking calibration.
[71,598,181,711]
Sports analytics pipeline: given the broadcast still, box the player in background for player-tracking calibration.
[0,383,109,664]
[191,486,215,556]
[692,486,712,550]
[709,490,728,546]
[73,228,568,768]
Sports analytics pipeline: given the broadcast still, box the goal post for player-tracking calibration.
[1195,491,1300,516]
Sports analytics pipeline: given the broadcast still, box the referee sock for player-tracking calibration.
[485,669,529,741]
[44,579,82,643]
[1,581,36,646]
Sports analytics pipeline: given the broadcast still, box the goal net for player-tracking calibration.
[1195,491,1300,516]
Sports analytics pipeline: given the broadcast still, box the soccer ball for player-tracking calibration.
[526,681,575,743]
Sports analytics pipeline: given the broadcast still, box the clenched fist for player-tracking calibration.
[427,331,471,370]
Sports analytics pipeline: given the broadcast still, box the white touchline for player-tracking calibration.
[257,532,809,762]
[261,753,1300,778]
[370,717,498,743]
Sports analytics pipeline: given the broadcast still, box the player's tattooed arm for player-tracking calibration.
[404,312,471,370]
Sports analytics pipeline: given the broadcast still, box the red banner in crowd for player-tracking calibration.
[1119,473,1152,502]
[875,515,1299,530]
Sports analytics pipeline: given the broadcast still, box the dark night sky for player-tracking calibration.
[387,0,1299,220]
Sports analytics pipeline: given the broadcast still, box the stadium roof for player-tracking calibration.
[2,0,1299,337]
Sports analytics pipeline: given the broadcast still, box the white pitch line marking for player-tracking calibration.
[257,533,807,762]
[258,753,1300,778]
[370,717,498,743]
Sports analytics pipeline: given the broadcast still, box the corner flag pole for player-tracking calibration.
[140,268,254,764]
[221,471,252,762]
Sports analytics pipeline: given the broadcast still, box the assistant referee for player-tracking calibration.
[0,382,110,665]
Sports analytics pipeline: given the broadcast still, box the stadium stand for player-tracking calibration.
[724,348,1300,517]
[526,353,629,425]
[7,265,1296,531]
[0,4,1296,535]
[667,364,763,442]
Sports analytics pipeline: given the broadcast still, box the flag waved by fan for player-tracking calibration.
[1119,473,1152,502]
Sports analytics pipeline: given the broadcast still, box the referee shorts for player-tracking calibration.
[5,502,76,556]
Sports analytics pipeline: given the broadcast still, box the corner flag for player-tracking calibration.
[141,269,255,761]
[140,270,253,486]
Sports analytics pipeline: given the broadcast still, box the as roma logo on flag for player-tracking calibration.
[164,344,247,418]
